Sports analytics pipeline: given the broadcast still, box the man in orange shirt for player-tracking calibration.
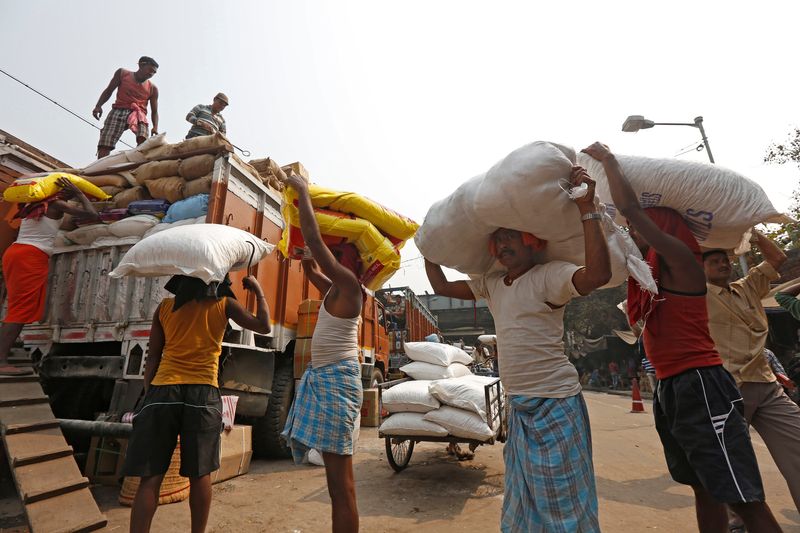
[125,275,270,533]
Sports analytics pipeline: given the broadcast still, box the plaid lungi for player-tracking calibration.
[281,359,363,464]
[502,393,599,533]
[98,107,148,148]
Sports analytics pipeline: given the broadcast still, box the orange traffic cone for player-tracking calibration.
[630,378,646,413]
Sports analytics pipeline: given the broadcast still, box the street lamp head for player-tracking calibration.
[622,115,656,132]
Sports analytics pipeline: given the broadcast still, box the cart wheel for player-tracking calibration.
[385,437,414,472]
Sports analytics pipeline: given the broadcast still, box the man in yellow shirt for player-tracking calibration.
[704,231,800,512]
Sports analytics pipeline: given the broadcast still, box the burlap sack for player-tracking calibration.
[183,174,212,197]
[134,160,181,184]
[143,143,174,160]
[249,158,288,186]
[100,185,125,197]
[171,132,232,156]
[86,174,129,188]
[178,155,216,180]
[281,161,309,180]
[113,186,151,209]
[146,176,186,203]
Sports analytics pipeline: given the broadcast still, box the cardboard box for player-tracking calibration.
[298,299,322,314]
[282,161,310,180]
[360,388,380,427]
[211,425,253,484]
[294,338,313,378]
[297,312,319,338]
[85,435,128,485]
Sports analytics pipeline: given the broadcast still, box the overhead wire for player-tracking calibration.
[0,67,135,148]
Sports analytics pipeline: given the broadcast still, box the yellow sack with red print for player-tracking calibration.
[283,185,419,246]
[279,186,418,290]
[3,172,110,204]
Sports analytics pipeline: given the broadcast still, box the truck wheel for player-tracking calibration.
[371,369,384,388]
[253,361,295,459]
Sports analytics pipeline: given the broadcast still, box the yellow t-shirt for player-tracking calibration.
[151,297,228,387]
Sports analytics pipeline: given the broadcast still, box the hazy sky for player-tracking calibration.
[2,1,799,292]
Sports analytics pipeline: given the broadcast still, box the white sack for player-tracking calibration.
[108,215,159,238]
[379,412,449,437]
[381,380,440,414]
[423,405,494,441]
[142,216,206,239]
[576,152,792,250]
[65,224,111,245]
[404,342,473,367]
[400,361,472,381]
[428,375,503,422]
[109,223,275,283]
[414,141,653,290]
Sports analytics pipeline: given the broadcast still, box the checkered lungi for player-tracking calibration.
[502,393,599,533]
[98,107,148,148]
[281,359,363,464]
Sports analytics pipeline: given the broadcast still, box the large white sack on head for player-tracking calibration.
[400,361,472,381]
[414,174,496,274]
[379,412,449,437]
[423,405,495,441]
[109,223,275,283]
[415,141,654,289]
[381,380,440,414]
[576,152,792,249]
[428,375,503,422]
[404,342,473,367]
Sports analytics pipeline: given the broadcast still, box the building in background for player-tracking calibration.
[417,293,494,346]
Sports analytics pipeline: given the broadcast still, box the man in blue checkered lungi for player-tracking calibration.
[425,166,610,532]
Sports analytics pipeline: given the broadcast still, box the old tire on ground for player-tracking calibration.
[385,437,414,472]
[253,361,295,459]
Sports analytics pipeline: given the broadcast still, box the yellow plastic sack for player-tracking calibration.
[279,203,402,290]
[3,172,110,203]
[283,185,418,245]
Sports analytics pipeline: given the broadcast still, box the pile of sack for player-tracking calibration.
[378,342,502,442]
[278,183,419,290]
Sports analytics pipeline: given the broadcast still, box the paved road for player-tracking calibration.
[3,391,797,532]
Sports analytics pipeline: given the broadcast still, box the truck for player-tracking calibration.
[374,287,439,375]
[10,147,395,459]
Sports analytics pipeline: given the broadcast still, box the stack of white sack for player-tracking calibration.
[414,141,655,291]
[575,152,793,252]
[399,342,473,380]
[379,380,448,437]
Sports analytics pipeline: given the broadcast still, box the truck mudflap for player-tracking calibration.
[218,343,277,418]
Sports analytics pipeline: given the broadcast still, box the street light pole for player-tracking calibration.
[693,116,714,163]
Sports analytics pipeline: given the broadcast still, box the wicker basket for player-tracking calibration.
[119,442,190,506]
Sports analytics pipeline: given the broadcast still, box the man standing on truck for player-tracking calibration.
[184,93,228,139]
[0,178,99,376]
[93,56,159,158]
[424,165,611,532]
[583,141,782,532]
[125,274,271,533]
[281,172,363,533]
[703,238,800,513]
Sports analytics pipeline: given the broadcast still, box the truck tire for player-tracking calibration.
[252,361,295,459]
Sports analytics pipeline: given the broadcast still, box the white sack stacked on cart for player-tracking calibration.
[381,380,440,414]
[415,141,654,291]
[400,361,472,380]
[428,375,503,422]
[379,412,449,437]
[575,152,792,251]
[403,342,473,366]
[423,406,495,441]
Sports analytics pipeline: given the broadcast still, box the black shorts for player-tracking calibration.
[654,365,764,504]
[124,384,222,478]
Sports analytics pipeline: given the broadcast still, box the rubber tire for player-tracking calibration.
[253,360,295,459]
[371,368,384,388]
[385,437,414,472]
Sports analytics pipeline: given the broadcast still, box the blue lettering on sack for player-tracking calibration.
[684,209,713,242]
[639,192,662,209]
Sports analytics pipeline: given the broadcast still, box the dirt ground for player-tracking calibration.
[1,391,799,532]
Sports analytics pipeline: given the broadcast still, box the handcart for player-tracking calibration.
[377,377,507,472]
